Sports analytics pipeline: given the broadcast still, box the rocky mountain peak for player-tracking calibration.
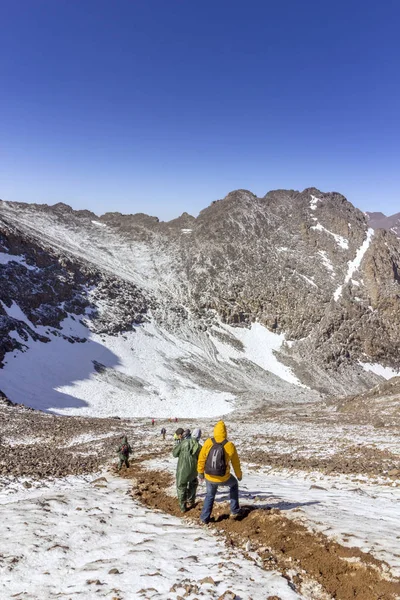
[1,188,400,405]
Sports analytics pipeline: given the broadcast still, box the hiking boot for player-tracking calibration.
[199,519,210,527]
[187,501,196,510]
[229,511,242,520]
[179,504,187,513]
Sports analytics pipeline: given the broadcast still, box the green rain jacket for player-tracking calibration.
[116,436,132,459]
[172,437,200,486]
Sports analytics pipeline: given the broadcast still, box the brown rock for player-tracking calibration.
[217,591,237,600]
[199,576,215,585]
[91,477,108,485]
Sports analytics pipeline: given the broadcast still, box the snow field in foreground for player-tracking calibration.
[151,455,400,578]
[0,474,302,600]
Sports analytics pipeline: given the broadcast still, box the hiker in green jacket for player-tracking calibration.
[116,435,132,471]
[172,428,200,512]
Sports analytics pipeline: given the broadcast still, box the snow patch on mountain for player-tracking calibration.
[0,252,36,270]
[360,362,400,380]
[298,272,318,288]
[309,195,321,210]
[334,228,374,301]
[1,300,38,329]
[212,322,304,387]
[317,250,335,274]
[311,222,349,249]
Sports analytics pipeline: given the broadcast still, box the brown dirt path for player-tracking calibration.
[119,459,400,600]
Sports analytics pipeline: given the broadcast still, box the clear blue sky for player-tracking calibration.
[1,0,399,219]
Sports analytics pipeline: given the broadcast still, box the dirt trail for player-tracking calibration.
[119,458,400,600]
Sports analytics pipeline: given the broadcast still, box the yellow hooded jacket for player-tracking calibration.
[197,421,242,483]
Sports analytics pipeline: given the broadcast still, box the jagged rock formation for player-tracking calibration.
[1,187,400,403]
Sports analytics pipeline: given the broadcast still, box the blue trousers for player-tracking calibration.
[200,475,239,523]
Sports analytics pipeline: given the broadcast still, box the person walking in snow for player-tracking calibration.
[161,427,166,441]
[151,418,155,426]
[116,435,132,471]
[197,420,242,524]
[172,429,200,513]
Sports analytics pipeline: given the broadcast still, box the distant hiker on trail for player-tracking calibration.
[197,420,242,524]
[172,429,200,513]
[151,418,155,426]
[174,417,178,423]
[192,428,202,444]
[161,427,166,441]
[174,427,184,445]
[116,435,132,472]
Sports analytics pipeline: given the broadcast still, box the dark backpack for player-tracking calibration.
[120,443,129,456]
[205,438,227,476]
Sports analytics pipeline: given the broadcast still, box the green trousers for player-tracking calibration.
[177,478,198,510]
[118,456,129,470]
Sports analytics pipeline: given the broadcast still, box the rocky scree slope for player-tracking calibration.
[1,188,400,397]
[0,215,149,368]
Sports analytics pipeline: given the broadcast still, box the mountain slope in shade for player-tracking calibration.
[367,211,400,238]
[1,187,400,414]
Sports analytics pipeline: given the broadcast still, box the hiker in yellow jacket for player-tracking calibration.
[197,420,242,524]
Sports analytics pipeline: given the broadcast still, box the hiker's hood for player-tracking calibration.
[213,421,227,443]
[192,428,201,441]
[121,436,128,444]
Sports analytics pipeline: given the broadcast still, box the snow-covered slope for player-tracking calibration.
[0,300,306,417]
[1,187,400,415]
[0,473,303,600]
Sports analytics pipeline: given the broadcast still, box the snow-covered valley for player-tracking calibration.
[0,300,308,417]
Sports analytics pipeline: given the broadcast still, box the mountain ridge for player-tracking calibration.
[367,210,400,238]
[0,186,359,224]
[1,187,400,413]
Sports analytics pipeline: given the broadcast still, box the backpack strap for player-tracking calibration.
[211,438,227,447]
